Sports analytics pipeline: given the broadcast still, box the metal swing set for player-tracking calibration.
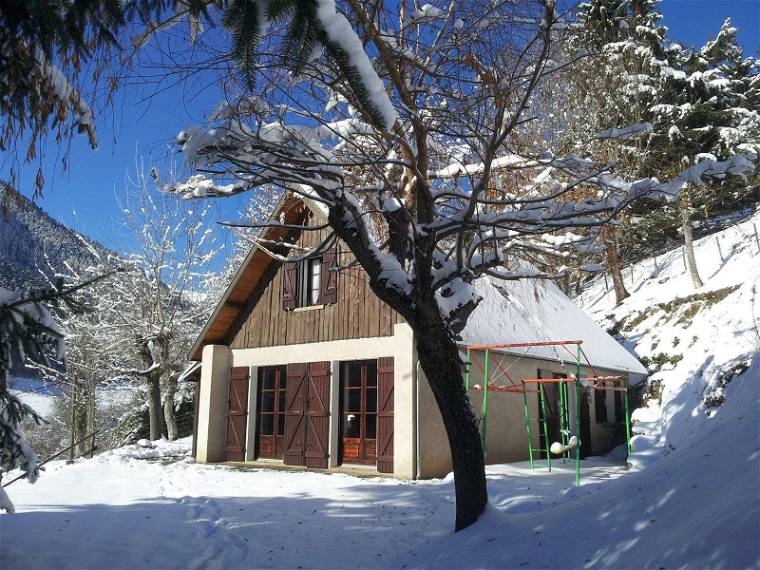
[463,340,632,486]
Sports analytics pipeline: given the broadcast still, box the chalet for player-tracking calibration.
[187,194,647,479]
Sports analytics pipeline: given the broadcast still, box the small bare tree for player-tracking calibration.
[113,167,220,440]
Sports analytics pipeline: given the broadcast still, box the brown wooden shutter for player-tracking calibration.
[225,367,250,462]
[283,363,308,465]
[282,262,298,311]
[320,247,338,305]
[376,357,394,473]
[304,361,331,469]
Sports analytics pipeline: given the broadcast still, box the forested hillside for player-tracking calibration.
[0,188,111,291]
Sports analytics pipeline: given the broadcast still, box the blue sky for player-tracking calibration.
[9,0,760,261]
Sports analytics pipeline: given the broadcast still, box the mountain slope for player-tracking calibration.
[0,187,111,291]
[397,210,760,569]
[578,208,759,462]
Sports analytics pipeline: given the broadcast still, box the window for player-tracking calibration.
[282,247,338,310]
[302,257,321,306]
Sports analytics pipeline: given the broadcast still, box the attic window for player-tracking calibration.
[282,247,338,310]
[299,257,322,306]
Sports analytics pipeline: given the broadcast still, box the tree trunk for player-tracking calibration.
[73,381,88,456]
[163,377,178,441]
[680,187,704,288]
[415,327,487,531]
[146,375,164,441]
[602,225,630,305]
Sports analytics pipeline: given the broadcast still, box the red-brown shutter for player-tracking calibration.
[376,357,394,473]
[282,262,298,310]
[283,363,308,465]
[225,367,250,462]
[304,361,331,469]
[320,247,338,305]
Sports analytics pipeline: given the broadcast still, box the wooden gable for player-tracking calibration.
[227,206,405,350]
[190,194,404,359]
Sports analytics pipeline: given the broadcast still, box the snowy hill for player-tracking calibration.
[577,208,760,464]
[0,187,112,291]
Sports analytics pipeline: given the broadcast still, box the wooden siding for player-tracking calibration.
[228,209,405,349]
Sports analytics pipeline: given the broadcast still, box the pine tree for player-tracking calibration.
[0,287,63,508]
[644,19,760,286]
[564,0,672,304]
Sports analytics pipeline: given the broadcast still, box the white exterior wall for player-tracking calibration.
[196,331,629,479]
[418,351,628,478]
[196,344,232,463]
[196,323,418,479]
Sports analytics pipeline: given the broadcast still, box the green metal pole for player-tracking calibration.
[624,376,632,457]
[481,349,490,456]
[575,344,582,486]
[522,383,534,469]
[539,383,551,472]
[465,348,471,391]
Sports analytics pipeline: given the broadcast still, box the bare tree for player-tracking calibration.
[151,0,754,530]
[113,167,220,440]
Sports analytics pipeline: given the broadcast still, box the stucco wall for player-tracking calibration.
[196,332,630,480]
[196,344,232,463]
[197,323,418,479]
[418,350,628,478]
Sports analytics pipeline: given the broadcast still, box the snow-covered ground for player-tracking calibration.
[1,439,628,570]
[2,214,758,569]
[2,380,757,570]
[8,375,138,419]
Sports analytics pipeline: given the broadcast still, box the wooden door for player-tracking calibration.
[226,367,250,462]
[283,362,331,467]
[256,365,287,459]
[283,363,308,466]
[341,360,378,466]
[376,357,394,473]
[305,361,331,469]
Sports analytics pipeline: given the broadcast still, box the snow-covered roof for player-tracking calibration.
[460,277,648,376]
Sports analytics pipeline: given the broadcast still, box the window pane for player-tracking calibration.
[366,414,377,439]
[344,414,360,437]
[346,389,361,412]
[261,414,274,435]
[278,389,286,414]
[278,413,286,435]
[310,259,321,304]
[366,388,377,413]
[347,364,362,388]
[262,369,275,389]
[366,363,378,387]
[261,391,275,413]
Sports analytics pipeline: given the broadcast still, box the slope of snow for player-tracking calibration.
[404,355,759,570]
[578,208,760,461]
[461,276,648,375]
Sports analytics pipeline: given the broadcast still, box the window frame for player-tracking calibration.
[296,256,323,308]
